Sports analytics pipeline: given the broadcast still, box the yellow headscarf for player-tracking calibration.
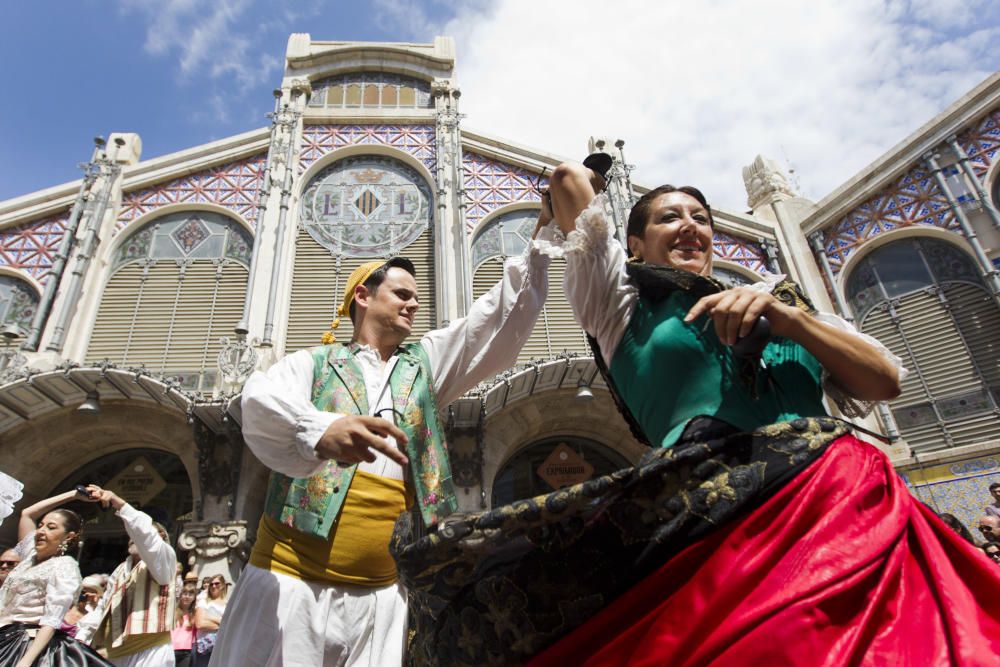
[321,260,387,344]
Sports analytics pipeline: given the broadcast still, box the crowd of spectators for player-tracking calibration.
[0,487,230,666]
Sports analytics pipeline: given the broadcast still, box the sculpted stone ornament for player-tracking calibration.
[178,520,249,583]
[742,155,797,210]
[218,334,259,384]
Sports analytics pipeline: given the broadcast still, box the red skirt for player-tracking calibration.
[529,435,1000,666]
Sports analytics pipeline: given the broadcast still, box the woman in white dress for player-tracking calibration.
[0,488,111,667]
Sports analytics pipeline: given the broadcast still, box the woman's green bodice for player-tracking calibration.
[609,291,828,448]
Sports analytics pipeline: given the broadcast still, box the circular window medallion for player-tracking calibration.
[300,156,432,257]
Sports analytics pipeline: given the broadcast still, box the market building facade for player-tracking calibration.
[0,35,998,579]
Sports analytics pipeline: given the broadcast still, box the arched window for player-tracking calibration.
[471,209,588,362]
[846,237,1000,452]
[0,275,39,333]
[308,73,433,109]
[491,436,630,506]
[712,266,755,287]
[286,155,436,351]
[87,212,252,392]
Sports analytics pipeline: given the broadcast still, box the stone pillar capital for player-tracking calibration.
[178,520,249,584]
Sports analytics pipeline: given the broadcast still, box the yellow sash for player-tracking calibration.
[250,470,409,586]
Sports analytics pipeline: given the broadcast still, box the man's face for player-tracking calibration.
[0,549,20,583]
[356,267,419,342]
[991,486,1000,503]
[985,544,1000,564]
[978,517,1000,541]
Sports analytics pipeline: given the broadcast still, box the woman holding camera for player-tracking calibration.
[0,487,112,666]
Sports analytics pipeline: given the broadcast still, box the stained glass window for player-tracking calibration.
[471,209,538,269]
[113,212,252,273]
[713,266,754,287]
[299,155,432,258]
[846,238,979,321]
[308,73,433,109]
[0,275,39,334]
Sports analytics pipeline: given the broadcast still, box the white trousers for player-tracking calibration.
[110,642,175,667]
[208,565,407,667]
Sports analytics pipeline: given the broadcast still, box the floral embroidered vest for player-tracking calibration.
[262,343,458,539]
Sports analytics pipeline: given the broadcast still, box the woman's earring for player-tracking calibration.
[58,541,68,556]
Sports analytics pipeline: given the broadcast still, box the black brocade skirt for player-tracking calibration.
[390,416,849,666]
[0,623,113,667]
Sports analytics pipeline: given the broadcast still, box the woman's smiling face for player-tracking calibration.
[628,191,713,275]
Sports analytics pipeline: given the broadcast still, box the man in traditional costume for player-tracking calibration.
[211,238,551,665]
[76,486,177,667]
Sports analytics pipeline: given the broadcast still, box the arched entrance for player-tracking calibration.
[51,449,193,575]
[491,436,630,506]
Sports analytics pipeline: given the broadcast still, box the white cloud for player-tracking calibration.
[386,0,1000,209]
[120,0,281,90]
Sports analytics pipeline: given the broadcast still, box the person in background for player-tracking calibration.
[978,515,1000,545]
[172,582,198,667]
[939,513,977,545]
[983,542,1000,566]
[193,575,227,665]
[0,548,21,586]
[984,483,1000,519]
[0,487,111,666]
[61,575,106,638]
[76,485,177,667]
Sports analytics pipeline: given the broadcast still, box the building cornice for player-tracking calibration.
[801,70,1000,236]
[118,128,269,192]
[285,34,455,81]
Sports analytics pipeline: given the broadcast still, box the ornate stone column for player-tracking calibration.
[177,520,250,584]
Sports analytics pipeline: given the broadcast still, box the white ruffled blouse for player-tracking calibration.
[0,534,82,629]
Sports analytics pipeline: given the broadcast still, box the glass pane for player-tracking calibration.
[345,84,361,106]
[307,90,323,107]
[326,85,344,107]
[382,85,397,106]
[399,86,415,106]
[362,83,379,107]
[938,390,993,419]
[892,402,938,429]
[845,257,881,320]
[920,238,980,284]
[152,234,183,259]
[869,241,932,298]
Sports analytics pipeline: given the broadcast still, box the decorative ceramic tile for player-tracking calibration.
[0,212,69,283]
[117,154,267,229]
[958,107,1000,179]
[299,124,437,174]
[902,453,1000,540]
[462,152,545,232]
[821,166,957,274]
[713,230,769,273]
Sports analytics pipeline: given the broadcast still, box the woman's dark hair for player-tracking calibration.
[626,184,715,250]
[938,512,976,545]
[49,508,84,558]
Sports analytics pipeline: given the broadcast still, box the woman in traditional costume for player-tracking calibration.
[0,489,112,667]
[392,163,1000,666]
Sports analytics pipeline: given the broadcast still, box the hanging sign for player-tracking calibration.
[105,456,166,506]
[537,443,594,490]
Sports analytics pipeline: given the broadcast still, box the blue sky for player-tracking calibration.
[0,0,446,200]
[2,1,999,208]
